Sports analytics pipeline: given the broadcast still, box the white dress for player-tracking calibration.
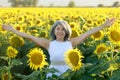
[48,40,73,76]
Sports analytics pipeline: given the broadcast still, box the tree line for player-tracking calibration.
[4,0,120,7]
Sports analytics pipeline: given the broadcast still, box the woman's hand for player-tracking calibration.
[2,24,14,31]
[103,18,115,27]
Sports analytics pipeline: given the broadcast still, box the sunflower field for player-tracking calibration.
[0,7,120,80]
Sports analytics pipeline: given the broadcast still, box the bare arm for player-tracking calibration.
[2,24,50,50]
[70,18,115,47]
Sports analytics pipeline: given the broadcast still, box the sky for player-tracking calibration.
[0,0,119,7]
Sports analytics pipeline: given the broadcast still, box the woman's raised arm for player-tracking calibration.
[2,24,50,49]
[70,18,115,47]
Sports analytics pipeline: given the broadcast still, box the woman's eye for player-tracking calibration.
[56,28,60,30]
[61,28,64,31]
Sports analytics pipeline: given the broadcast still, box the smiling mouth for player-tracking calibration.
[57,34,64,36]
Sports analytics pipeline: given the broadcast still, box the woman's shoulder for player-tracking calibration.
[50,40,56,43]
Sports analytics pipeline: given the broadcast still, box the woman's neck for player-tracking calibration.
[56,39,65,42]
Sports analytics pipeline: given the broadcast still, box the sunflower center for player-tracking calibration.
[97,47,106,53]
[71,30,79,38]
[97,21,101,25]
[16,27,20,31]
[3,74,8,80]
[93,31,101,38]
[36,20,40,24]
[69,52,79,66]
[8,52,16,57]
[110,31,120,41]
[19,17,22,21]
[70,24,75,28]
[40,32,46,37]
[31,53,43,65]
[10,36,24,46]
[8,49,15,54]
[87,20,92,24]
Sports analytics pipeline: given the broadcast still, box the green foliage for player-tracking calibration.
[68,1,75,7]
[0,8,120,80]
[8,0,38,7]
[0,30,120,80]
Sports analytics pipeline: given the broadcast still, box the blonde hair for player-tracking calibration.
[50,20,72,41]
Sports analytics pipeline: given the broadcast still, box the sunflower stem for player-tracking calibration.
[40,70,45,80]
[108,43,115,77]
[113,51,119,60]
[104,52,110,60]
[8,58,11,80]
[110,43,114,61]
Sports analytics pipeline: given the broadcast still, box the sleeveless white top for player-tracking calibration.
[48,40,73,75]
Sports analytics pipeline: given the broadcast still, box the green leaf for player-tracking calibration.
[0,66,8,72]
[85,55,98,63]
[12,59,23,66]
[86,59,110,75]
[76,65,86,75]
[110,69,120,80]
[22,71,40,80]
[13,73,26,79]
[0,56,8,61]
[116,56,120,63]
[47,67,59,73]
[80,74,94,80]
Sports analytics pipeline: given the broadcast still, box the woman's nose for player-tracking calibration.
[58,29,62,32]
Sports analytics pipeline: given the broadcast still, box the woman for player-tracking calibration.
[2,18,115,75]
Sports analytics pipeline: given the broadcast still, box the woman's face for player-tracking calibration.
[54,24,66,41]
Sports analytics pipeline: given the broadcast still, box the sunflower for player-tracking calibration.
[93,18,103,27]
[55,16,63,21]
[64,48,84,71]
[71,29,80,38]
[49,19,55,25]
[9,36,24,47]
[94,43,108,55]
[0,21,7,33]
[101,17,107,23]
[27,48,49,70]
[21,23,27,32]
[40,30,48,38]
[69,22,77,29]
[107,63,119,72]
[2,15,9,20]
[34,19,43,27]
[108,24,120,45]
[29,29,38,34]
[91,30,104,41]
[7,46,18,58]
[27,21,34,27]
[26,15,34,21]
[29,29,39,37]
[85,18,94,27]
[17,15,25,23]
[13,23,24,32]
[94,18,103,26]
[82,24,90,32]
[1,72,12,80]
